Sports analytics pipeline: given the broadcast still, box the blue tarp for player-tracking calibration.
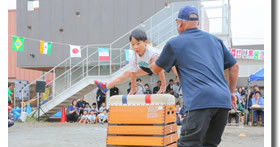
[52,110,62,117]
[249,68,264,82]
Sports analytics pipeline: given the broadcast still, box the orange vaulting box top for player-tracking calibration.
[108,94,176,124]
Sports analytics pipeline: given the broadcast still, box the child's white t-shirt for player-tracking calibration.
[129,45,160,72]
[91,107,98,112]
[88,114,96,121]
[99,113,108,119]
[99,106,106,113]
[81,115,88,119]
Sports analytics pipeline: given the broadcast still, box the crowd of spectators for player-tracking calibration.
[66,97,108,124]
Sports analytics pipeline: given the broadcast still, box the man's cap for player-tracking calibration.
[178,5,199,21]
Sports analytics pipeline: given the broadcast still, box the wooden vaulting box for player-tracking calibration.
[106,94,178,147]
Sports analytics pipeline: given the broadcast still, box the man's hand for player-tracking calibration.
[231,93,237,112]
[129,87,137,95]
[157,85,166,94]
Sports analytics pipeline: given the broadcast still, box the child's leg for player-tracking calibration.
[95,69,148,92]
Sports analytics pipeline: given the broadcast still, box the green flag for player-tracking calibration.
[254,50,260,59]
[12,36,24,51]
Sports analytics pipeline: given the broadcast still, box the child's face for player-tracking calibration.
[103,111,107,114]
[83,111,88,115]
[130,37,147,56]
[90,111,94,115]
[102,103,106,107]
[93,105,96,108]
[85,104,89,108]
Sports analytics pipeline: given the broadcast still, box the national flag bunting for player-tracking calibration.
[40,40,52,55]
[125,49,134,61]
[235,49,242,58]
[98,48,110,61]
[231,49,236,57]
[70,45,81,57]
[254,50,260,59]
[260,50,264,60]
[12,36,24,51]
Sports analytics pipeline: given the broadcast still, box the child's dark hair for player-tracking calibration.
[92,102,96,105]
[129,29,147,42]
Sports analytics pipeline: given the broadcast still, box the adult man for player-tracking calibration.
[150,6,239,146]
[110,86,119,96]
[153,81,161,94]
[251,91,264,126]
[77,96,87,116]
[96,89,106,109]
[166,79,175,94]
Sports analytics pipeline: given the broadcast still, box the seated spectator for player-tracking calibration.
[235,88,241,102]
[173,79,183,107]
[251,91,264,126]
[136,78,144,94]
[8,101,14,128]
[84,103,91,113]
[176,105,186,125]
[244,93,254,124]
[96,89,106,109]
[77,96,87,116]
[98,109,108,124]
[79,110,88,124]
[99,102,106,113]
[175,104,181,116]
[153,81,161,94]
[144,84,152,94]
[66,99,80,122]
[166,79,174,94]
[91,103,98,114]
[110,86,119,96]
[228,95,244,126]
[88,110,97,124]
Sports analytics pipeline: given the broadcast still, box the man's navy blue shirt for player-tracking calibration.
[156,28,237,112]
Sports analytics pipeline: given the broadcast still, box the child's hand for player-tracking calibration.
[157,85,166,94]
[128,87,137,95]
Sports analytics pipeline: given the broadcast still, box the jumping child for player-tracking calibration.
[95,29,178,94]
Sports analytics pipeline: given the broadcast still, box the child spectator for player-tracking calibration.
[91,103,98,114]
[98,109,108,124]
[79,110,88,124]
[175,104,181,116]
[99,102,106,113]
[87,110,96,124]
[144,83,152,94]
[84,103,91,113]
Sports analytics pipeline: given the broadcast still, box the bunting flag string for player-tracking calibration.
[230,48,264,60]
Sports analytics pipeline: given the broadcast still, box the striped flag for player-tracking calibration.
[40,40,52,55]
[98,48,109,61]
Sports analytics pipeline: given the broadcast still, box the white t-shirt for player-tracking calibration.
[81,115,88,119]
[88,114,96,121]
[129,45,160,72]
[99,106,106,113]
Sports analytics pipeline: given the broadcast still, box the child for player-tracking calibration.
[98,109,108,124]
[91,103,98,114]
[79,110,88,124]
[95,29,178,94]
[99,102,106,113]
[87,110,96,124]
[84,103,91,113]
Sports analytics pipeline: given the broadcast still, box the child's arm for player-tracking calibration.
[128,72,137,95]
[157,70,166,94]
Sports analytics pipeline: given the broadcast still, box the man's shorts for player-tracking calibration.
[139,66,153,76]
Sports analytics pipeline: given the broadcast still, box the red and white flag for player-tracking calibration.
[235,49,242,58]
[98,48,110,61]
[70,45,81,57]
[231,49,236,57]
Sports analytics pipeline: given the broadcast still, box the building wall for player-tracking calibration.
[16,0,190,68]
[8,9,53,83]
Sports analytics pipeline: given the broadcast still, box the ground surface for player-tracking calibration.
[8,122,264,147]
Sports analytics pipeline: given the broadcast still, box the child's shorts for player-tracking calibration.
[139,66,153,76]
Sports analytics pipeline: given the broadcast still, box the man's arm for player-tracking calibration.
[228,63,239,111]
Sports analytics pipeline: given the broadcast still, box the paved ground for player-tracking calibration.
[8,122,264,147]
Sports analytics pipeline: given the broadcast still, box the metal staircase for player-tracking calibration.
[21,0,232,119]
